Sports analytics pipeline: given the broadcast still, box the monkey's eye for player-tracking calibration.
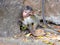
[24,11,27,13]
[29,14,31,16]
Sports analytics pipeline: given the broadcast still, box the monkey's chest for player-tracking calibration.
[23,16,39,25]
[31,15,40,24]
[23,16,34,25]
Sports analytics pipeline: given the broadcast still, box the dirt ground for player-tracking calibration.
[0,37,60,45]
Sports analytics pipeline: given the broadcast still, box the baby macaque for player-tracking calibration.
[19,6,42,36]
[21,6,41,33]
[22,6,34,25]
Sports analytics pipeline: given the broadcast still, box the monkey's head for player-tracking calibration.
[23,6,34,18]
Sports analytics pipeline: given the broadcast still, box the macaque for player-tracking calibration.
[21,6,34,33]
[20,6,40,34]
[19,6,44,36]
[19,6,33,32]
[19,6,42,34]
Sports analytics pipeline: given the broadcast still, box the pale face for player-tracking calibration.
[23,10,33,18]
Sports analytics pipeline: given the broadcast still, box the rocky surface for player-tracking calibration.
[0,32,59,45]
[0,0,24,37]
[0,37,47,45]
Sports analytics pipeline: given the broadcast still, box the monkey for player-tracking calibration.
[19,6,44,35]
[19,0,60,36]
[18,0,48,35]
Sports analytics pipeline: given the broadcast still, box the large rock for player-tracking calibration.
[0,0,24,37]
[33,29,45,36]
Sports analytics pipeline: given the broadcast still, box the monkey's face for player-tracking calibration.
[23,10,33,18]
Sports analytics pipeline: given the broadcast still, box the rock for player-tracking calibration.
[33,29,45,36]
[0,0,24,37]
[54,26,60,29]
[57,30,60,32]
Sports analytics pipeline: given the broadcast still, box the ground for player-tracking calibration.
[0,27,60,45]
[0,34,60,45]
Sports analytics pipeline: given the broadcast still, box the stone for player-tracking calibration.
[0,0,24,37]
[33,29,45,36]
